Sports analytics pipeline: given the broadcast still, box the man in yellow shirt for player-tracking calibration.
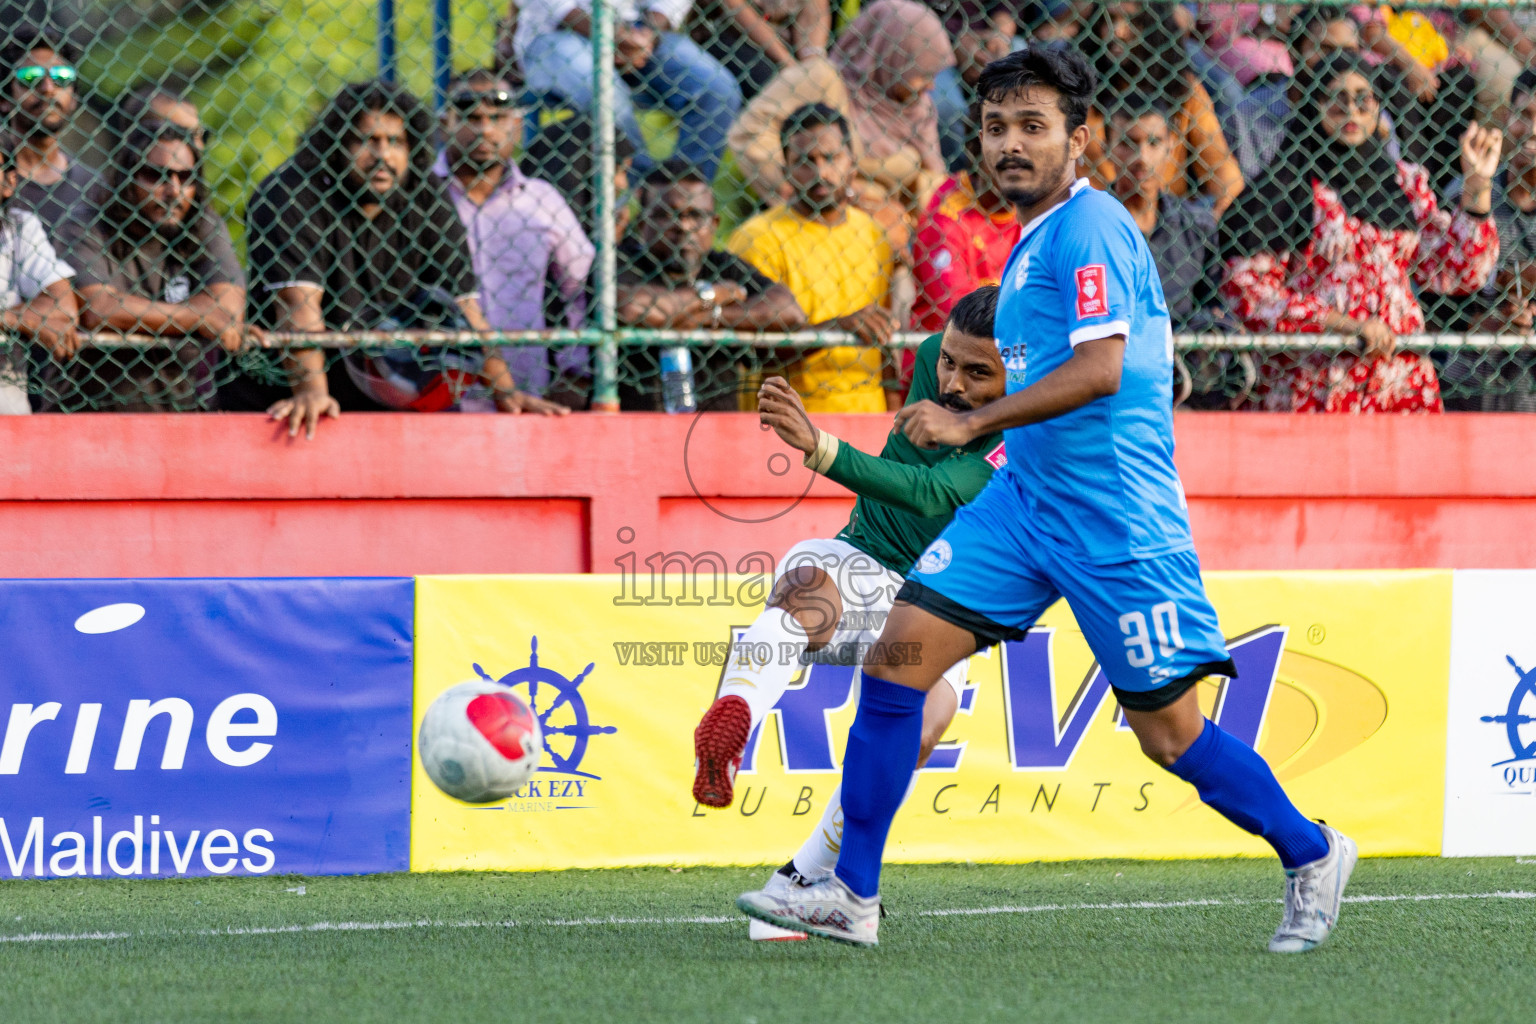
[728,103,897,412]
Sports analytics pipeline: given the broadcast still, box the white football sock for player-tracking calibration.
[715,607,809,732]
[790,772,919,881]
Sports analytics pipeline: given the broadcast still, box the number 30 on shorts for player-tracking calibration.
[1118,602,1185,668]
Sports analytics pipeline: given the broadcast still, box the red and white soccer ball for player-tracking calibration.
[418,681,543,803]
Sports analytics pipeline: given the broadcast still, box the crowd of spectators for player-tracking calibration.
[2,3,1535,425]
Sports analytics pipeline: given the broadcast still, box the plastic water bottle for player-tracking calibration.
[660,346,697,414]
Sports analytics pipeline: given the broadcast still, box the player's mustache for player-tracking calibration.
[935,392,972,411]
[994,157,1034,172]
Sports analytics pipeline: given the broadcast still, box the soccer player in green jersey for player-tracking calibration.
[691,286,1007,939]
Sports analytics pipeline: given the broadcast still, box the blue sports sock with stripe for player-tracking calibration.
[1169,718,1329,869]
[833,671,927,899]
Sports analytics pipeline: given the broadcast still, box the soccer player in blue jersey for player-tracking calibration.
[737,46,1357,953]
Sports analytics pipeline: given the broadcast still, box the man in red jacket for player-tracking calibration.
[911,107,1020,332]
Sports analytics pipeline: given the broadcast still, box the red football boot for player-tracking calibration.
[692,695,752,808]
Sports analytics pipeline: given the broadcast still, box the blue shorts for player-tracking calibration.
[900,476,1234,711]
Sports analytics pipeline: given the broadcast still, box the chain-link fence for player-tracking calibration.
[0,1,1531,417]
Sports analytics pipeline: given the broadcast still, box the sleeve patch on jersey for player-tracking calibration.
[985,443,1007,470]
[1074,264,1108,318]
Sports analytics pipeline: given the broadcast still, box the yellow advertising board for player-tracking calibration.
[411,571,1451,871]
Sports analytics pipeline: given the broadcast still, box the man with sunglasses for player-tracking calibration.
[0,26,93,242]
[435,70,594,407]
[47,123,255,411]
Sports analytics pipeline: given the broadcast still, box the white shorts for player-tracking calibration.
[773,537,968,703]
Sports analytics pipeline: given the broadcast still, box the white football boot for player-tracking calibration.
[748,863,813,941]
[1269,823,1359,953]
[738,873,879,947]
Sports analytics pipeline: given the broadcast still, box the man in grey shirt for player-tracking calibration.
[1105,98,1242,407]
[50,122,255,410]
[1104,98,1228,332]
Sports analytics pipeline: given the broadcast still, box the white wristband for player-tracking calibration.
[803,431,840,474]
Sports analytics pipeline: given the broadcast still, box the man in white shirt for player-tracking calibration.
[0,131,77,413]
[513,0,741,180]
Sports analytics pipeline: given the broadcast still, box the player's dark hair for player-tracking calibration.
[976,46,1095,133]
[947,285,999,341]
[780,102,851,155]
[639,157,712,207]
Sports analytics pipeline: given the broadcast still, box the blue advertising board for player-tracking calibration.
[0,578,413,877]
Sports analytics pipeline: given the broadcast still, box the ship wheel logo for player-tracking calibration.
[1481,656,1536,765]
[474,636,617,779]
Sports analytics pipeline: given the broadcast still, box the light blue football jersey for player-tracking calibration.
[993,178,1192,565]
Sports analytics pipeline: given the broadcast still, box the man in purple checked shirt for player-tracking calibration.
[436,70,596,408]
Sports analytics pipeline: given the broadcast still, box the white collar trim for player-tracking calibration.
[1016,177,1091,246]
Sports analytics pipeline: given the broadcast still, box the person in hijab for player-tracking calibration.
[727,0,954,251]
[1220,53,1502,413]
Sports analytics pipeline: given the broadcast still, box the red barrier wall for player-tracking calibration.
[2,412,1534,577]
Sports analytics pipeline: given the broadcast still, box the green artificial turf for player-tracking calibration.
[1,858,1532,1023]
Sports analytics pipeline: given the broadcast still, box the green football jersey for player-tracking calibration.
[802,333,1006,575]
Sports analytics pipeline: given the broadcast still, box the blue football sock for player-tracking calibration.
[833,671,927,899]
[1169,718,1329,869]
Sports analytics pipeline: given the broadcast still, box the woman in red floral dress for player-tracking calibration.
[1220,52,1503,412]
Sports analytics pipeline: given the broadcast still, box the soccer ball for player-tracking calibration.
[418,681,543,803]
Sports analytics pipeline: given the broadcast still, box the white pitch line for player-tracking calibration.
[1342,890,1536,904]
[195,921,433,937]
[919,890,1536,917]
[0,930,135,943]
[2,891,1532,945]
[540,916,739,926]
[922,898,1234,917]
